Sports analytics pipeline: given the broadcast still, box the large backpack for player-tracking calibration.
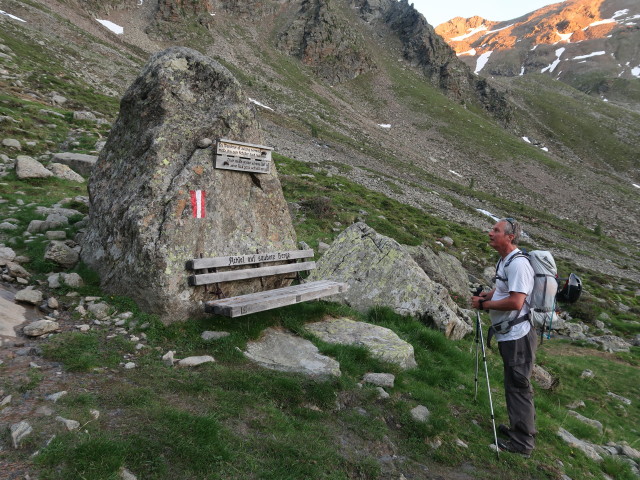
[501,250,558,330]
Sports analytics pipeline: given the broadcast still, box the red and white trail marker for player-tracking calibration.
[190,190,206,218]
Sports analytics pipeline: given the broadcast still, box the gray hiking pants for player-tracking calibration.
[498,325,538,453]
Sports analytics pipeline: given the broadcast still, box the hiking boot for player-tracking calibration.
[497,438,531,458]
[498,424,511,437]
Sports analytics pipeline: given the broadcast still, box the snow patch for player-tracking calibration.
[633,184,640,189]
[449,170,462,178]
[522,137,531,143]
[249,98,274,111]
[451,25,488,42]
[487,24,514,34]
[474,51,493,74]
[378,124,391,129]
[96,19,123,35]
[572,51,606,61]
[586,19,615,28]
[0,10,26,22]
[541,48,565,73]
[457,49,477,56]
[476,209,500,222]
[555,31,573,43]
[631,66,640,78]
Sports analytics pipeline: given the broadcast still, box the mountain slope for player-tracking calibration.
[436,0,640,111]
[0,0,638,280]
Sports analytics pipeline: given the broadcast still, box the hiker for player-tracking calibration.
[471,217,537,457]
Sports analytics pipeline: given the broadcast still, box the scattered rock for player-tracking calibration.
[124,362,136,369]
[47,162,85,182]
[2,138,21,150]
[87,302,110,320]
[50,152,98,177]
[162,350,176,366]
[557,427,603,462]
[10,421,32,448]
[591,335,631,353]
[568,410,603,432]
[15,155,54,179]
[244,327,340,378]
[48,272,84,288]
[44,241,80,268]
[362,372,395,388]
[14,288,44,305]
[607,392,631,405]
[177,355,215,367]
[410,405,431,423]
[23,319,59,337]
[305,317,417,369]
[201,331,230,341]
[532,364,558,390]
[580,369,594,379]
[56,416,80,431]
[46,391,68,403]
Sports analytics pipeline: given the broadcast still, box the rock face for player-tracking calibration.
[405,245,470,297]
[309,223,472,339]
[305,316,417,369]
[243,327,341,378]
[81,47,297,323]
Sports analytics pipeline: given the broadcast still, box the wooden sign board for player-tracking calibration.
[215,138,273,174]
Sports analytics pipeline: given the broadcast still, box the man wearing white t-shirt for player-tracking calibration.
[472,218,536,457]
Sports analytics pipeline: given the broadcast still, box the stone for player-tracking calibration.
[532,364,559,390]
[46,391,68,403]
[591,335,631,353]
[621,445,640,460]
[124,362,136,369]
[201,331,230,341]
[15,155,54,179]
[56,416,80,431]
[44,240,79,268]
[1,394,12,406]
[244,327,340,378]
[120,468,138,480]
[23,319,59,337]
[11,421,32,448]
[557,427,603,462]
[2,138,21,150]
[0,246,16,265]
[47,162,85,182]
[87,302,110,319]
[305,317,417,369]
[607,392,631,405]
[410,405,431,422]
[47,297,59,309]
[568,410,603,432]
[362,372,395,388]
[580,369,594,379]
[81,47,296,323]
[405,244,470,297]
[73,111,98,121]
[376,387,390,399]
[308,223,472,339]
[0,221,18,231]
[162,350,176,366]
[45,230,67,240]
[177,355,215,367]
[567,400,586,409]
[14,288,44,305]
[50,152,98,177]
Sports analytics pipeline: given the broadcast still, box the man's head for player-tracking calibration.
[488,217,521,254]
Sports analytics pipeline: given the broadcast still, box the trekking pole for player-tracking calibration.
[546,297,557,340]
[474,288,499,458]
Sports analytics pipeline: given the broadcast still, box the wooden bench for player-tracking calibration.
[186,249,348,317]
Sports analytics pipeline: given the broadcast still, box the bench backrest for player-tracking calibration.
[187,249,315,286]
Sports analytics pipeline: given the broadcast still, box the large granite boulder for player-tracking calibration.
[15,155,53,179]
[405,244,470,297]
[81,47,297,323]
[309,223,472,339]
[50,153,97,177]
[305,317,417,369]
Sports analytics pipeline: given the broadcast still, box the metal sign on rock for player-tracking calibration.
[215,138,273,174]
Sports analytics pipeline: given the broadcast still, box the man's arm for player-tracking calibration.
[479,291,527,312]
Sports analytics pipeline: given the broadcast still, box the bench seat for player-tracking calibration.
[204,279,347,317]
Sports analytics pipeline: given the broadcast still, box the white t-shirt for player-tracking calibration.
[489,249,535,342]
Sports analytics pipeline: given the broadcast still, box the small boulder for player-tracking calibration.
[87,302,110,320]
[591,335,631,353]
[411,405,431,423]
[362,372,395,388]
[201,331,230,341]
[0,246,16,265]
[177,355,215,367]
[14,288,43,305]
[44,241,79,268]
[15,155,54,179]
[56,416,80,431]
[244,328,340,378]
[2,138,21,150]
[23,319,59,337]
[532,364,559,390]
[47,162,85,182]
[10,421,32,448]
